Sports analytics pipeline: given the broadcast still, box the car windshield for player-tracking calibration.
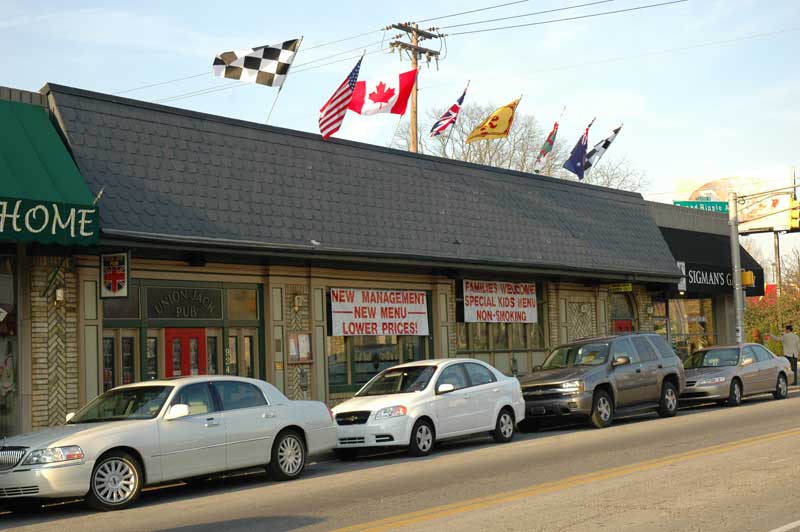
[542,343,609,369]
[356,366,436,396]
[68,386,173,423]
[684,348,740,369]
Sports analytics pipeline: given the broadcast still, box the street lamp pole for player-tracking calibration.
[728,191,745,344]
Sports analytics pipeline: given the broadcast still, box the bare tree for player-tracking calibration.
[392,104,647,192]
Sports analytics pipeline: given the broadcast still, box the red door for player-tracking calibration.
[165,328,207,378]
[613,319,634,333]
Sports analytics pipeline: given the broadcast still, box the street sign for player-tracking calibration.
[673,200,728,213]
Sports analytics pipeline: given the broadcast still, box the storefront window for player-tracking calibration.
[470,323,489,351]
[511,323,527,349]
[121,336,135,384]
[189,338,199,375]
[668,298,715,359]
[207,336,218,375]
[145,337,158,380]
[456,323,469,350]
[491,323,509,350]
[225,336,238,375]
[327,335,430,391]
[227,289,258,321]
[244,336,254,378]
[103,338,115,391]
[0,256,18,435]
[610,293,636,333]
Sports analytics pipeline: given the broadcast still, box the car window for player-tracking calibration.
[631,337,657,362]
[610,339,639,363]
[648,335,679,360]
[437,364,469,391]
[465,363,497,386]
[743,346,758,364]
[751,345,772,362]
[212,381,268,410]
[173,383,215,416]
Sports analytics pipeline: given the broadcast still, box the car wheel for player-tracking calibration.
[658,382,679,418]
[492,408,515,443]
[86,450,143,511]
[774,373,789,400]
[727,379,743,407]
[333,448,359,461]
[589,389,614,428]
[408,418,435,457]
[269,430,306,481]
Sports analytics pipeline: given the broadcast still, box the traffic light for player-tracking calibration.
[791,198,800,231]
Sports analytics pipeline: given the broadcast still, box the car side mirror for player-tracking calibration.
[742,357,755,367]
[65,412,75,423]
[165,403,190,420]
[612,356,631,367]
[437,383,455,394]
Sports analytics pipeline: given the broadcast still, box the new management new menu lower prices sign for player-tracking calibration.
[330,288,429,336]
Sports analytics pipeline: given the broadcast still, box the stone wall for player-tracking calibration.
[30,257,79,429]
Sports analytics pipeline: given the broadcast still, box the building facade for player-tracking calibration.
[0,83,762,434]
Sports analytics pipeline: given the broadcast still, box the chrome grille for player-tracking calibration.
[339,437,366,445]
[0,486,38,498]
[0,447,28,472]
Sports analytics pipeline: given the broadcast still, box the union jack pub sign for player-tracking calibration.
[100,252,129,299]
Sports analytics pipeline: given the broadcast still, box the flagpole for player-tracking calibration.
[442,80,469,157]
[507,94,523,170]
[266,35,304,125]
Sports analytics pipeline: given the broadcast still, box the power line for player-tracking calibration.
[155,49,386,104]
[113,30,385,96]
[440,0,615,29]
[444,0,689,36]
[418,0,532,24]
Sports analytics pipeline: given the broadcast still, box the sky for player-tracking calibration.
[2,0,799,265]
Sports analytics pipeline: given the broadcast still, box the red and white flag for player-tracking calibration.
[319,57,362,140]
[348,69,417,116]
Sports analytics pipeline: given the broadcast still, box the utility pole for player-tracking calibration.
[729,191,745,344]
[389,23,441,153]
[774,231,782,296]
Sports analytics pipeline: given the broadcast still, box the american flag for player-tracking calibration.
[319,57,362,140]
[430,84,468,137]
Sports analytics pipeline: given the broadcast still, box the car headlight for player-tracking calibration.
[697,376,726,385]
[374,405,407,420]
[23,446,84,465]
[560,380,584,393]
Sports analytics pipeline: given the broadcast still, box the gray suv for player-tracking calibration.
[518,333,685,429]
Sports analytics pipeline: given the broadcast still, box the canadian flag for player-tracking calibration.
[348,69,417,116]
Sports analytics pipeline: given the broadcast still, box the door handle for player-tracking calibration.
[635,368,642,373]
[204,418,219,427]
[658,364,663,369]
[263,412,276,419]
[492,388,500,393]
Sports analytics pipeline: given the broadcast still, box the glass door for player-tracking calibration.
[165,328,207,378]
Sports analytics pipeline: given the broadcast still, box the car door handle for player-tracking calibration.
[492,388,501,393]
[263,412,276,419]
[635,368,642,373]
[204,418,220,427]
[658,364,663,369]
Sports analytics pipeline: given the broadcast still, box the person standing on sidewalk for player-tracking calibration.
[773,325,799,385]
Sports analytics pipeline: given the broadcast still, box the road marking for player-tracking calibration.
[332,427,800,532]
[767,519,800,532]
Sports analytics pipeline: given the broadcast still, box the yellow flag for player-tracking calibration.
[466,98,521,143]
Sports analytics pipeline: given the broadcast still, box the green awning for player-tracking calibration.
[0,99,98,245]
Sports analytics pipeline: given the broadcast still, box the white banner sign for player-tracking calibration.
[330,288,429,336]
[463,280,537,323]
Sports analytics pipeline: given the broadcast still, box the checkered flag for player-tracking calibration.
[213,39,301,88]
[585,124,623,171]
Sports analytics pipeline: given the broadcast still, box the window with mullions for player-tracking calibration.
[327,335,430,392]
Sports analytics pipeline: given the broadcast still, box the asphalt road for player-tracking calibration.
[4,392,800,532]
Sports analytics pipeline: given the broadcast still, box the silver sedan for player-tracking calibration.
[681,343,791,406]
[0,376,336,512]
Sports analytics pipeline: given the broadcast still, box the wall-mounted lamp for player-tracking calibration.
[54,286,65,306]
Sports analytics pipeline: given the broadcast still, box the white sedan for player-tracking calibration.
[332,358,525,459]
[0,376,336,511]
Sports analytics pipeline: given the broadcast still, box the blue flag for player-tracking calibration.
[563,118,595,180]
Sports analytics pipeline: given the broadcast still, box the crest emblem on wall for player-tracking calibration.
[100,252,129,299]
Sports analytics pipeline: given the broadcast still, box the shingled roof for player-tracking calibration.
[44,84,680,281]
